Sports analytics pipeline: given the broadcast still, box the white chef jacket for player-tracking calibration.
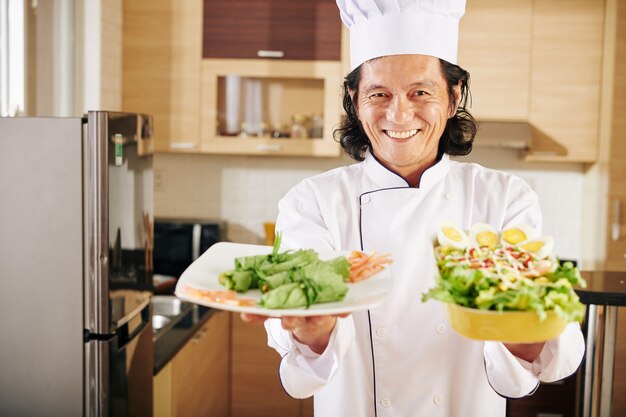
[265,153,585,417]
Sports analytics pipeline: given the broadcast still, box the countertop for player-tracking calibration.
[153,304,217,374]
[576,270,626,306]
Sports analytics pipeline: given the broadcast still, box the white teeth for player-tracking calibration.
[385,129,418,139]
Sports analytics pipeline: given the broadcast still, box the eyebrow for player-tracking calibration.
[362,81,440,94]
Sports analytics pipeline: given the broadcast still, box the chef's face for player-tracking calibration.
[354,54,459,180]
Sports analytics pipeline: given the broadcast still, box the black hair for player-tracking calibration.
[333,58,477,161]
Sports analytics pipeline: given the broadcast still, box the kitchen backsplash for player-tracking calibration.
[155,149,586,263]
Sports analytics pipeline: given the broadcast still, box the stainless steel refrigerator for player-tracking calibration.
[0,111,154,417]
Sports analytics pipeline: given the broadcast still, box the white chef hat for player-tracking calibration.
[337,0,467,70]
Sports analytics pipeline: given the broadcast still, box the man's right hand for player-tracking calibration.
[241,313,349,354]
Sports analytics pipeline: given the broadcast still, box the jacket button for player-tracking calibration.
[436,324,446,334]
[380,397,392,408]
[433,394,444,405]
[444,192,454,201]
[375,327,387,337]
[361,194,371,204]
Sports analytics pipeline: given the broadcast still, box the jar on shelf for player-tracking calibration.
[290,114,309,139]
[310,114,323,138]
[271,123,290,139]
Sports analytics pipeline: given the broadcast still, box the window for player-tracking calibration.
[0,0,25,117]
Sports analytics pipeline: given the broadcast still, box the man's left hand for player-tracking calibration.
[503,342,545,362]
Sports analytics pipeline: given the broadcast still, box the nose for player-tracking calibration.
[386,95,414,124]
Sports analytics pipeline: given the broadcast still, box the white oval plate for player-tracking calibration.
[174,242,393,317]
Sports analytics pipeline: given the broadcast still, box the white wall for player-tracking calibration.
[154,148,596,266]
[457,149,585,263]
[153,153,352,244]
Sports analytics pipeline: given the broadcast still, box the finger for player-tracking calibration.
[281,316,302,330]
[308,315,333,326]
[241,313,269,325]
[334,313,351,319]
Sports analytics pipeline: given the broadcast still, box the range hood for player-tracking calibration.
[473,120,531,150]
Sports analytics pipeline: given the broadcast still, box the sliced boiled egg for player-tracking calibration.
[519,236,555,259]
[438,221,470,249]
[469,223,499,249]
[500,224,538,247]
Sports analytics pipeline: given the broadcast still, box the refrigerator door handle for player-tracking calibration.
[84,111,111,335]
[84,338,109,417]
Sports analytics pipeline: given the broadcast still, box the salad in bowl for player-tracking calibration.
[422,222,586,342]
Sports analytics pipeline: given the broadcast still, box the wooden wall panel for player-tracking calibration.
[606,0,626,271]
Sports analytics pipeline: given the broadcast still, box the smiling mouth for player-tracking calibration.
[384,129,419,139]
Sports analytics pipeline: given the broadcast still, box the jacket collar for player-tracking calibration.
[363,151,450,189]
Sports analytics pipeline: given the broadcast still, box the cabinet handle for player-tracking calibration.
[612,199,621,241]
[256,143,282,152]
[257,50,285,58]
[169,142,197,150]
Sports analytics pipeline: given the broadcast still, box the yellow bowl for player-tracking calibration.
[445,303,569,342]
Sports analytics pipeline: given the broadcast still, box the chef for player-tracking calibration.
[242,0,585,416]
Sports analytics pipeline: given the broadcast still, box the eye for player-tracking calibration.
[413,90,429,97]
[368,92,387,99]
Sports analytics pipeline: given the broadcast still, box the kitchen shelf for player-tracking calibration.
[202,136,339,157]
[200,58,343,157]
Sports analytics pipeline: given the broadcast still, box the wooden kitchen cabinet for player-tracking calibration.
[123,0,203,153]
[459,0,605,163]
[202,0,341,61]
[231,314,311,417]
[123,0,343,157]
[123,0,606,162]
[525,0,605,163]
[154,311,230,417]
[605,0,626,272]
[604,2,626,413]
[458,0,533,122]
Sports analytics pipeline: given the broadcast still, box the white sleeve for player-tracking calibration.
[265,316,356,399]
[264,179,355,398]
[483,322,585,398]
[502,177,542,231]
[275,178,337,251]
[486,176,584,397]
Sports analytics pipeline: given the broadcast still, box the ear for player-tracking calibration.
[449,82,462,118]
[348,88,356,102]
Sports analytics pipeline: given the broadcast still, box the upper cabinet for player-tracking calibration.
[123,0,343,157]
[459,0,605,162]
[123,0,608,162]
[123,0,203,152]
[527,0,604,162]
[200,0,343,157]
[458,0,533,122]
[203,0,341,61]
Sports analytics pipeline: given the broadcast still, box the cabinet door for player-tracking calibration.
[171,312,230,417]
[458,0,533,121]
[202,0,341,61]
[526,0,604,162]
[123,0,203,152]
[231,315,301,417]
